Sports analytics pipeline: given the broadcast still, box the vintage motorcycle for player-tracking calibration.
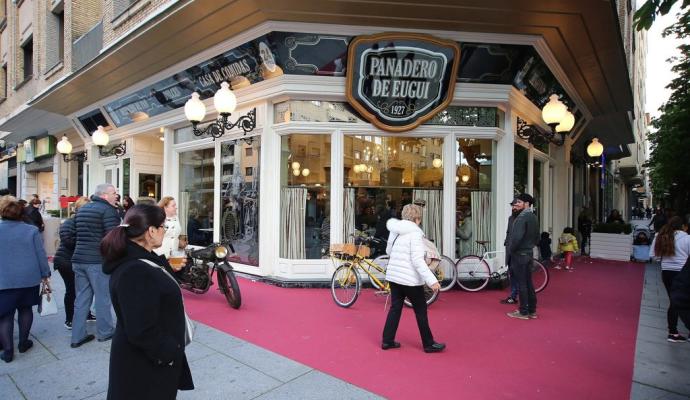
[175,241,242,309]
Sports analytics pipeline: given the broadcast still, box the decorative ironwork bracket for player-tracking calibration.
[192,108,257,141]
[516,117,565,146]
[98,142,127,158]
[62,151,87,163]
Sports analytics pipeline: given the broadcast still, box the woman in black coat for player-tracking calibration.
[101,205,193,400]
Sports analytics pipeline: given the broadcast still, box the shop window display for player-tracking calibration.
[344,136,443,257]
[514,143,528,195]
[220,140,261,266]
[456,138,493,258]
[280,134,331,259]
[533,159,543,224]
[179,148,215,247]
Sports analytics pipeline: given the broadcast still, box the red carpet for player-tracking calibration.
[184,257,644,400]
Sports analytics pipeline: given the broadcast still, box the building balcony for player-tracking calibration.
[72,21,103,71]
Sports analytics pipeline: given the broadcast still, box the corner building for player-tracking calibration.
[1,1,635,281]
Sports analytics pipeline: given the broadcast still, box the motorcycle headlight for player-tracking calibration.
[214,245,228,259]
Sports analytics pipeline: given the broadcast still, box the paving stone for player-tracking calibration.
[184,340,217,363]
[178,353,282,400]
[221,341,312,383]
[0,375,25,400]
[0,338,57,376]
[253,370,384,400]
[191,324,245,352]
[10,352,110,400]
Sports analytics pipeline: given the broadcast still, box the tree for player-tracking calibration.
[645,9,690,214]
[634,0,689,30]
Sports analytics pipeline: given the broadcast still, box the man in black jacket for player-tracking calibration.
[69,184,121,348]
[506,193,540,320]
[500,199,520,304]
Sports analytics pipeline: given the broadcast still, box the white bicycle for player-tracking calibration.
[455,240,549,292]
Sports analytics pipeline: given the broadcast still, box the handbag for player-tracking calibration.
[139,259,195,346]
[423,237,441,271]
[38,282,58,316]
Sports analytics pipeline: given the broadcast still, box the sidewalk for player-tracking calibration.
[629,217,690,399]
[0,275,381,400]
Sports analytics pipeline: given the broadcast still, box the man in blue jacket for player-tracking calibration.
[70,184,121,348]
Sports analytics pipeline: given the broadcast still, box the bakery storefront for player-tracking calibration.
[74,23,582,280]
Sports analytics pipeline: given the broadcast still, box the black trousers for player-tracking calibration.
[382,282,434,347]
[511,254,537,315]
[55,265,76,323]
[662,270,681,334]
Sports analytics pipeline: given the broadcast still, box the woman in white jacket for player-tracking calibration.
[154,196,182,258]
[382,204,445,353]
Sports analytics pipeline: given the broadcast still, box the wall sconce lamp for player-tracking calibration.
[517,94,575,146]
[91,126,126,158]
[184,82,256,141]
[57,135,87,162]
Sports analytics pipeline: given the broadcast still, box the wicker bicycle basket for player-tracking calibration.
[330,243,371,258]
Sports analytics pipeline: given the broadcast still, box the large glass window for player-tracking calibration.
[456,138,493,258]
[344,136,443,257]
[220,139,261,266]
[179,148,215,247]
[279,134,331,259]
[533,159,543,225]
[514,144,528,195]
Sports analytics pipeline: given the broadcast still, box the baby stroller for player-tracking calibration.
[631,226,652,263]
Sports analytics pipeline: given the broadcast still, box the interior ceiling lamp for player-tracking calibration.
[517,94,575,146]
[92,126,127,158]
[586,138,604,157]
[57,135,87,162]
[184,82,256,141]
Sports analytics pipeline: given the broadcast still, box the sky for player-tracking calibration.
[645,3,687,118]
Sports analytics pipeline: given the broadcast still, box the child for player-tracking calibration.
[557,227,579,271]
[178,234,189,251]
[539,232,552,265]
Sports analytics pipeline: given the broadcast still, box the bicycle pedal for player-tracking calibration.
[373,290,389,296]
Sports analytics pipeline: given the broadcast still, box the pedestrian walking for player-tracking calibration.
[506,193,540,320]
[154,196,182,258]
[577,208,592,256]
[500,199,520,305]
[69,184,120,348]
[23,198,45,232]
[101,205,194,399]
[381,204,445,353]
[556,227,579,271]
[649,208,668,233]
[669,257,690,339]
[0,198,51,362]
[649,216,690,342]
[53,196,91,330]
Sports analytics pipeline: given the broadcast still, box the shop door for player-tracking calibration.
[104,164,120,188]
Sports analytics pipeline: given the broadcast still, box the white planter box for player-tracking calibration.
[590,232,632,261]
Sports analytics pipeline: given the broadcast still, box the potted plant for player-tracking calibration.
[589,223,633,261]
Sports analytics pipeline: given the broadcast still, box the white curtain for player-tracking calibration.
[179,191,190,235]
[412,189,442,248]
[470,191,492,256]
[280,187,307,259]
[343,188,356,243]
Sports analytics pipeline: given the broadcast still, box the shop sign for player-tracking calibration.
[346,33,460,132]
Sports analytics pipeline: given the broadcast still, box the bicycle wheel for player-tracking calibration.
[217,268,242,309]
[531,259,549,293]
[331,264,361,308]
[455,255,491,291]
[403,285,439,307]
[369,255,389,290]
[435,255,457,292]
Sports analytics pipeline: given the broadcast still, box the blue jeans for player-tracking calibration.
[72,263,114,343]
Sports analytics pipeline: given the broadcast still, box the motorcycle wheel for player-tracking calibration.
[217,267,242,309]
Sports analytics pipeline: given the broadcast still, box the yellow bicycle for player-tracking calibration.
[329,237,439,308]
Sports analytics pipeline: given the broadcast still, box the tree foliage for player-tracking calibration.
[645,9,690,213]
[634,0,690,30]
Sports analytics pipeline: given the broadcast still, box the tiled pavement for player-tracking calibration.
[630,218,690,400]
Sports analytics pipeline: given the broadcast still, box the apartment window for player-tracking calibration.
[1,64,6,98]
[22,37,33,81]
[114,0,139,19]
[46,10,64,69]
